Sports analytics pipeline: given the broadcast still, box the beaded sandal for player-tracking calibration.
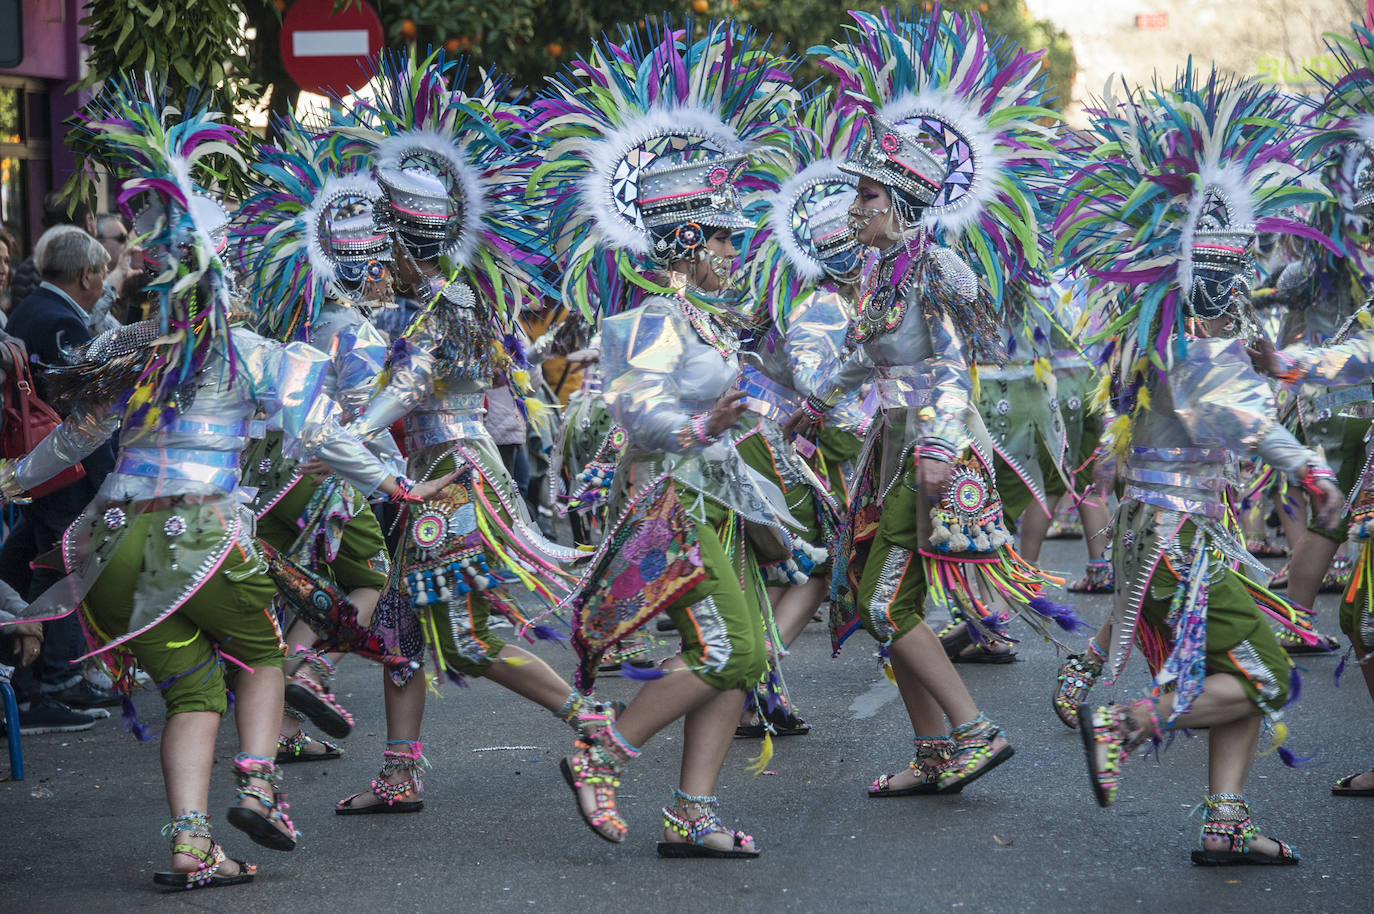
[1052,643,1105,729]
[1067,558,1114,594]
[1331,767,1374,797]
[936,713,1014,793]
[560,723,638,844]
[1319,552,1355,594]
[152,812,257,890]
[225,754,300,851]
[276,726,343,764]
[1190,794,1299,866]
[1077,701,1153,808]
[336,740,428,814]
[657,789,759,859]
[284,650,355,739]
[868,735,957,797]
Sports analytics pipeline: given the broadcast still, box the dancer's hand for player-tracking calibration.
[918,457,953,498]
[1308,473,1345,529]
[706,388,748,438]
[783,406,817,438]
[297,458,330,477]
[409,469,461,503]
[1246,337,1281,377]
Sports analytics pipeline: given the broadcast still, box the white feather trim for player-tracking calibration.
[577,106,747,254]
[879,88,1007,239]
[1177,163,1256,297]
[375,128,488,270]
[302,173,384,296]
[766,159,855,281]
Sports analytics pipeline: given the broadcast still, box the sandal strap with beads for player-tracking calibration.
[233,754,301,840]
[167,842,225,888]
[567,746,627,835]
[277,728,342,760]
[1198,794,1299,861]
[936,715,1008,790]
[1079,702,1152,807]
[1053,650,1104,726]
[371,740,429,804]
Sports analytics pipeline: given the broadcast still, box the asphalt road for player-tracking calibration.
[2,537,1369,913]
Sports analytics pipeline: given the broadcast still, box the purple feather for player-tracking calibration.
[121,695,157,742]
[531,624,568,643]
[1334,654,1346,686]
[1028,595,1090,633]
[618,662,665,681]
[1277,744,1318,768]
[1284,665,1301,708]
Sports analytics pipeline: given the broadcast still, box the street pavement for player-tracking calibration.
[1,536,1369,913]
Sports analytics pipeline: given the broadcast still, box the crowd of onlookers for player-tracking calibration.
[0,191,584,740]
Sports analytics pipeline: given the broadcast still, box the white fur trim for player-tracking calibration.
[766,158,855,281]
[375,128,488,269]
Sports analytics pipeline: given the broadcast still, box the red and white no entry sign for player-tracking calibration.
[279,0,384,95]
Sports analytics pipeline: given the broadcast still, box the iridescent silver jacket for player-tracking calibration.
[743,284,869,434]
[352,279,493,456]
[5,326,388,502]
[600,295,798,531]
[811,245,986,490]
[313,301,405,474]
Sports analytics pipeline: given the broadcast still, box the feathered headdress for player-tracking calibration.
[529,16,798,319]
[1054,63,1334,423]
[68,72,243,428]
[236,113,391,342]
[814,6,1061,303]
[331,48,550,325]
[744,90,864,326]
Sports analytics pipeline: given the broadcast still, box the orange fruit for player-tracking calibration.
[445,37,461,53]
[691,0,709,14]
[546,42,563,57]
[399,19,417,41]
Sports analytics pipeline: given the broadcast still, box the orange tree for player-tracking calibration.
[248,2,1073,114]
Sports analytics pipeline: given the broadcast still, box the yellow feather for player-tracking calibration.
[426,672,443,699]
[1033,357,1053,386]
[1106,414,1133,458]
[1090,370,1112,412]
[882,659,897,685]
[970,363,979,399]
[745,731,774,775]
[1136,385,1151,413]
[1258,720,1289,756]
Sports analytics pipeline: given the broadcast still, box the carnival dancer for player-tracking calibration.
[327,51,594,815]
[1055,65,1341,864]
[0,75,448,889]
[234,115,407,760]
[532,18,802,856]
[735,90,870,735]
[791,7,1077,798]
[1245,22,1374,799]
[1264,147,1373,642]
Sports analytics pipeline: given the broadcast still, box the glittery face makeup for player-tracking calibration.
[847,180,893,248]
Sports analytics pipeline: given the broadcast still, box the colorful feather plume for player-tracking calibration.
[330,48,552,329]
[68,72,242,429]
[1052,63,1333,426]
[234,112,378,342]
[743,89,864,326]
[813,5,1062,304]
[529,15,799,320]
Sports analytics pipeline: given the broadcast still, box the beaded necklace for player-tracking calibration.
[660,271,742,360]
[850,241,921,344]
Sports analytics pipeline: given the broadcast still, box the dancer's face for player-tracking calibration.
[848,178,894,249]
[684,227,738,293]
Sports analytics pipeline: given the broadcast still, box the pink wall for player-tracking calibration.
[0,0,83,82]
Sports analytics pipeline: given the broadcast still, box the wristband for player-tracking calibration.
[801,394,827,422]
[676,412,717,451]
[1299,464,1336,499]
[917,443,957,465]
[389,475,424,504]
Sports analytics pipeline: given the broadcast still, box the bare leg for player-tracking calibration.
[871,628,952,791]
[1017,495,1059,564]
[162,710,247,874]
[772,576,829,648]
[481,643,577,713]
[1287,531,1340,611]
[283,587,381,680]
[337,668,425,810]
[1077,493,1111,561]
[662,687,758,852]
[231,664,297,842]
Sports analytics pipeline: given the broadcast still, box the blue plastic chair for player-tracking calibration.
[1,676,22,779]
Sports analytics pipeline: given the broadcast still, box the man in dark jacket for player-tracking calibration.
[0,225,119,734]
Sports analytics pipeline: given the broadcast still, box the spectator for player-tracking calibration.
[92,213,139,329]
[0,225,120,732]
[9,192,97,307]
[0,228,14,325]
